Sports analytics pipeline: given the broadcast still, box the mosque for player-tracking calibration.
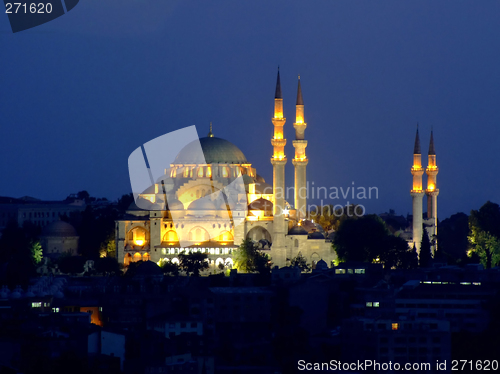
[115,70,335,270]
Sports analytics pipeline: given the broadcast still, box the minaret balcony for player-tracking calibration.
[271,139,287,147]
[292,158,308,165]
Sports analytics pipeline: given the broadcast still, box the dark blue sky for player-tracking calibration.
[1,0,500,219]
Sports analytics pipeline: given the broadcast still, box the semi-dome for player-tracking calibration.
[42,221,77,237]
[248,198,273,211]
[308,231,325,240]
[166,197,184,210]
[174,137,248,164]
[188,198,216,210]
[288,225,308,235]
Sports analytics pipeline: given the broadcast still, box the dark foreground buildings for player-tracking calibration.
[0,261,499,373]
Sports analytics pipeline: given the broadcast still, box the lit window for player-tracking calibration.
[335,269,346,274]
[366,302,373,307]
[355,269,365,274]
[198,167,204,178]
[31,302,41,308]
[373,302,380,308]
[52,307,59,313]
[392,323,399,331]
[206,167,212,178]
[222,167,228,178]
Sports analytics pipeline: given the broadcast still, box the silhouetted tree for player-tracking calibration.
[438,212,469,263]
[158,258,180,276]
[117,193,134,214]
[0,221,38,287]
[409,243,419,269]
[290,251,311,272]
[95,257,120,274]
[379,235,412,269]
[179,252,209,276]
[58,256,86,274]
[419,230,433,267]
[234,238,271,273]
[332,215,390,262]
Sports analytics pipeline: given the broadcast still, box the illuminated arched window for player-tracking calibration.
[133,253,142,262]
[217,231,233,242]
[128,227,148,246]
[198,167,204,178]
[163,230,179,243]
[143,253,150,261]
[206,166,212,178]
[196,228,201,241]
[183,167,189,177]
[222,167,228,178]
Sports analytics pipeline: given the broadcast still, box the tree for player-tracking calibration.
[179,252,209,276]
[469,201,500,269]
[30,241,43,265]
[117,193,134,214]
[233,239,271,273]
[0,221,37,287]
[159,258,180,276]
[469,230,500,269]
[419,230,433,267]
[438,212,469,263]
[58,256,86,274]
[290,251,311,272]
[409,243,419,269]
[332,215,390,262]
[379,236,413,270]
[95,257,120,274]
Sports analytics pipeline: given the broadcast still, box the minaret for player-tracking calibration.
[292,76,308,220]
[411,126,425,252]
[271,68,287,267]
[426,130,439,252]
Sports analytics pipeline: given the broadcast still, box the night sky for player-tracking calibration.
[1,1,500,220]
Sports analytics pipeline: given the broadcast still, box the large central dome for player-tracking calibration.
[174,136,248,164]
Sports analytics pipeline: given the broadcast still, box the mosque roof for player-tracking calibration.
[42,221,78,237]
[288,225,308,235]
[308,231,325,240]
[188,198,217,210]
[174,136,248,165]
[248,198,273,211]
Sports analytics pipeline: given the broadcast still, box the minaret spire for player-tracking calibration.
[271,67,287,267]
[411,125,425,253]
[275,67,282,99]
[428,129,435,155]
[293,75,308,220]
[296,75,303,105]
[414,124,421,154]
[426,129,439,254]
[208,122,214,138]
